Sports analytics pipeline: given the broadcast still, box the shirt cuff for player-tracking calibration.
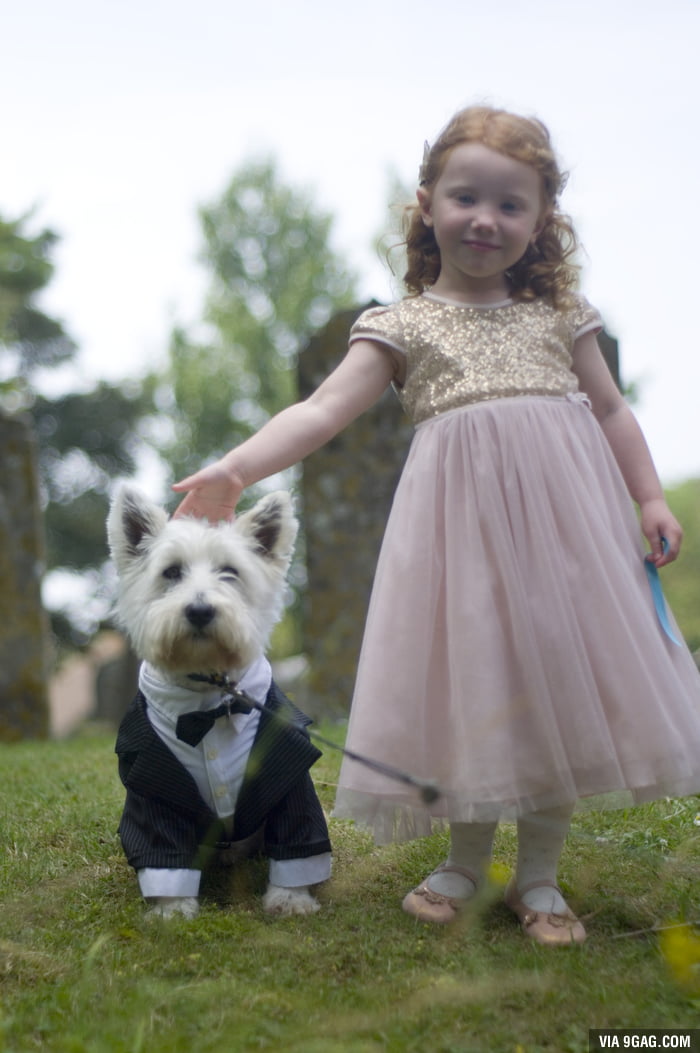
[268,853,332,888]
[137,868,201,898]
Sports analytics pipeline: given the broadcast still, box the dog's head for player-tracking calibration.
[107,486,298,678]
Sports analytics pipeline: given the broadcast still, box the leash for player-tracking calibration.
[187,672,442,805]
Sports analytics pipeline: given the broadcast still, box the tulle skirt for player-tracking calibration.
[332,395,700,842]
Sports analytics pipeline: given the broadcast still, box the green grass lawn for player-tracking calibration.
[0,725,698,1053]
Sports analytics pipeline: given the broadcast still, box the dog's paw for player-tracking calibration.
[145,896,200,920]
[262,884,320,916]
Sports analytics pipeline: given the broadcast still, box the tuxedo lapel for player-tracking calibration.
[116,693,213,820]
[231,681,322,840]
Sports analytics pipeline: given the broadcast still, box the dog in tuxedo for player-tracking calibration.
[107,486,331,919]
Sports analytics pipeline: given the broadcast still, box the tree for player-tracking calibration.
[158,159,358,486]
[0,213,154,646]
[0,216,75,402]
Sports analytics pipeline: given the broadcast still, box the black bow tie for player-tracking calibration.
[175,693,255,746]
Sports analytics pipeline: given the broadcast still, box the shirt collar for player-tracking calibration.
[139,655,272,733]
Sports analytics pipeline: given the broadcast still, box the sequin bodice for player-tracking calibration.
[349,293,602,426]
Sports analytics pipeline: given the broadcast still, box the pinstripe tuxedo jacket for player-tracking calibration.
[115,680,331,872]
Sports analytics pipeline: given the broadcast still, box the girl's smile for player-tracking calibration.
[464,240,500,250]
[418,142,544,303]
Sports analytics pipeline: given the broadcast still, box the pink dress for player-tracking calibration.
[332,292,700,842]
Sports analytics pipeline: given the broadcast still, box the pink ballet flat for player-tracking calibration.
[402,864,479,924]
[504,879,586,946]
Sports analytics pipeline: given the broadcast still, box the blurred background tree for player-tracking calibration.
[155,158,358,488]
[0,216,75,396]
[0,213,154,648]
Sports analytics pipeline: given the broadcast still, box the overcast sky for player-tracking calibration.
[5,0,699,484]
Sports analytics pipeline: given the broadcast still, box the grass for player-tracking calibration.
[0,724,698,1053]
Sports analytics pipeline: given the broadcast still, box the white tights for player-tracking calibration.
[427,802,575,913]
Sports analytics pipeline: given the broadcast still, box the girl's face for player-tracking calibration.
[418,142,544,303]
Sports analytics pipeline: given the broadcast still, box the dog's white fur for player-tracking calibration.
[108,485,323,919]
[108,487,298,679]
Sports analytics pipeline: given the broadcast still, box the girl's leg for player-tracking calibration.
[402,820,497,922]
[514,802,574,913]
[428,820,498,897]
[506,802,586,945]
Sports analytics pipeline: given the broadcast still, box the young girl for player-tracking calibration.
[173,106,700,946]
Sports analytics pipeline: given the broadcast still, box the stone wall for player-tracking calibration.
[0,412,50,740]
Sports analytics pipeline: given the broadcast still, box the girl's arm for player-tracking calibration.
[571,330,682,567]
[171,339,397,520]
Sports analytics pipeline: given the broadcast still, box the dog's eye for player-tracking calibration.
[162,564,183,582]
[219,565,239,581]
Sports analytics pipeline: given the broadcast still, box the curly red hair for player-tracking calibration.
[403,106,580,306]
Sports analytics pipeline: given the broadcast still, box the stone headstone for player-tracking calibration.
[0,412,50,740]
[599,329,621,390]
[298,304,413,716]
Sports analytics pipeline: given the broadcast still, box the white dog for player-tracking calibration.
[107,486,331,919]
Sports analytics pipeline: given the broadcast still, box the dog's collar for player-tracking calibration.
[182,657,271,701]
[185,671,261,727]
[187,671,235,690]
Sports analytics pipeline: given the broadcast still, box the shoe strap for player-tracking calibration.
[432,863,480,886]
[511,879,563,897]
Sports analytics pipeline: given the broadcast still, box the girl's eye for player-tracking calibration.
[162,564,183,582]
[457,194,475,206]
[501,202,519,213]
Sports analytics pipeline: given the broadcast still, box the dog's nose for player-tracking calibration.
[185,602,216,629]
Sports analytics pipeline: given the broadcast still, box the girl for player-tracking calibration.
[173,106,700,946]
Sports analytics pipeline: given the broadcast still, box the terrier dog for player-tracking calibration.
[107,485,331,919]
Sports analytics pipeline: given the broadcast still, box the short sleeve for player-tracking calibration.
[568,294,603,340]
[348,305,408,358]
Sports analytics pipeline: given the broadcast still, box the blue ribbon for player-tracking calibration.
[644,538,681,646]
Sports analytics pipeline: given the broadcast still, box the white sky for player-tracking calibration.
[4,0,699,485]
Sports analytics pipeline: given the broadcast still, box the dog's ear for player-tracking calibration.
[236,491,298,562]
[107,485,168,569]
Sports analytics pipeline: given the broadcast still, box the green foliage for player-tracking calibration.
[0,215,75,400]
[159,159,357,485]
[0,730,698,1052]
[34,383,154,569]
[662,478,700,651]
[36,379,156,647]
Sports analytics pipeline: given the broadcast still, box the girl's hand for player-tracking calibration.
[171,460,243,521]
[640,497,683,567]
